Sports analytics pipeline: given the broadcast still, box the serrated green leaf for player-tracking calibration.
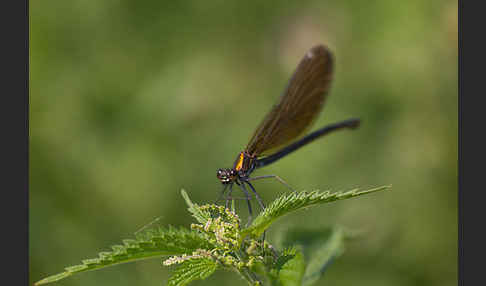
[242,186,390,238]
[279,227,348,286]
[64,265,88,272]
[166,258,218,286]
[268,247,305,286]
[34,272,73,286]
[35,226,214,285]
[301,227,346,286]
[278,248,305,286]
[279,228,333,260]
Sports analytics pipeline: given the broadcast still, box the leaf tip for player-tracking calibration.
[180,189,193,207]
[34,272,72,286]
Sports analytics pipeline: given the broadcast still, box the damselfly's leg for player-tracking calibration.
[225,184,234,209]
[247,174,295,192]
[237,181,253,225]
[215,184,229,204]
[245,181,266,210]
[244,180,268,254]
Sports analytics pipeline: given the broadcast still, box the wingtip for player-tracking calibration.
[309,44,330,54]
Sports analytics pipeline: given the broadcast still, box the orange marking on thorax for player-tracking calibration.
[235,152,244,171]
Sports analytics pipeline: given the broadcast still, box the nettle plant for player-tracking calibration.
[36,186,389,286]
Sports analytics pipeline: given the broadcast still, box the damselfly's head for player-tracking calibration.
[217,168,237,184]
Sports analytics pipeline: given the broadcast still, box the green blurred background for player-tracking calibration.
[30,1,457,285]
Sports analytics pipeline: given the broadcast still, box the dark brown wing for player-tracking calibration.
[246,45,334,156]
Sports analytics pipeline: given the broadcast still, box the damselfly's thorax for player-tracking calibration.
[216,151,257,184]
[232,151,257,175]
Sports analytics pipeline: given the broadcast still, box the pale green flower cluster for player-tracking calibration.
[162,249,213,266]
[163,204,267,270]
[192,204,241,249]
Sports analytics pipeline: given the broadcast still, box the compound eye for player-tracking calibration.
[217,169,230,180]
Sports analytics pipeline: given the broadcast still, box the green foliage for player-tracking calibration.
[35,186,389,286]
[272,247,306,286]
[167,258,219,286]
[181,189,212,224]
[280,227,347,286]
[242,186,391,238]
[35,226,213,285]
[301,228,345,286]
